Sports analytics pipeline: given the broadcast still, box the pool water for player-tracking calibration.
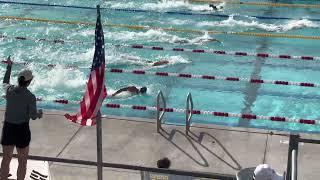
[0,0,320,133]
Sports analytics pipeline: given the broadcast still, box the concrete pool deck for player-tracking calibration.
[0,109,319,180]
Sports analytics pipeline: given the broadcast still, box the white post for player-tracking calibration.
[96,112,103,180]
[291,149,297,180]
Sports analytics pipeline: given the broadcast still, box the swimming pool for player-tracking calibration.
[0,0,320,133]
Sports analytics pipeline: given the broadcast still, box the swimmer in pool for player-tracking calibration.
[209,4,223,10]
[147,60,169,66]
[160,0,189,3]
[174,31,222,44]
[120,55,170,67]
[173,37,221,44]
[111,86,147,97]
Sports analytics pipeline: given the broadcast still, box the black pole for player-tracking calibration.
[97,111,103,180]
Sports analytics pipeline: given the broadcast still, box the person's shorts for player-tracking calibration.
[1,122,31,148]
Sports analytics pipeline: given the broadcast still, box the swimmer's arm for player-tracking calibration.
[208,39,222,43]
[214,39,222,43]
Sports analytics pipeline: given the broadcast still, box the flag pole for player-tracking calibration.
[96,5,104,180]
[96,111,103,180]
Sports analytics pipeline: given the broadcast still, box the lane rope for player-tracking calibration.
[0,34,86,44]
[1,60,317,89]
[105,103,319,125]
[1,34,319,62]
[128,44,320,61]
[3,0,320,9]
[1,1,320,21]
[4,96,317,126]
[191,0,320,9]
[2,96,316,126]
[1,16,320,40]
[107,68,319,88]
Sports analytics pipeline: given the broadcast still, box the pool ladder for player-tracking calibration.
[156,91,193,135]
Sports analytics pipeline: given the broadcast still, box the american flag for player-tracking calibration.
[65,5,106,126]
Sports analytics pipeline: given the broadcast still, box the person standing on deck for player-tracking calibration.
[1,56,43,180]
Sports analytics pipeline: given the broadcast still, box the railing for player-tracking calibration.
[186,93,193,135]
[156,91,166,132]
[0,153,237,180]
[285,136,320,180]
[286,135,320,180]
[291,149,297,180]
[156,91,195,135]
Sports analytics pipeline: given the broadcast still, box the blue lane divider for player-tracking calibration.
[1,0,320,22]
[0,0,97,9]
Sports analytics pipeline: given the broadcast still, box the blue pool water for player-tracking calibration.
[0,0,320,133]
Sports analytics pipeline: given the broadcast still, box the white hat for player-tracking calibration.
[253,164,283,180]
[18,69,33,81]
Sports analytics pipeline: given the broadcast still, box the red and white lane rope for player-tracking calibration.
[0,34,67,44]
[1,34,320,62]
[1,60,318,88]
[0,96,76,104]
[128,44,320,61]
[7,96,318,126]
[108,68,319,88]
[1,60,83,69]
[36,98,77,104]
[105,103,319,125]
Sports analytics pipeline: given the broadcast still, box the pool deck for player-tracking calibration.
[0,109,320,180]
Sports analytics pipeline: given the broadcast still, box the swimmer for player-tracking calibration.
[160,0,189,3]
[147,60,169,66]
[173,39,190,44]
[120,55,140,61]
[178,31,222,44]
[173,37,221,44]
[111,86,147,97]
[120,55,170,67]
[209,3,223,10]
[198,38,222,44]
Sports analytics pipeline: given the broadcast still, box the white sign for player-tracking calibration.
[0,157,50,180]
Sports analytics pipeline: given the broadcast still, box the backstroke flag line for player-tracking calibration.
[65,5,106,126]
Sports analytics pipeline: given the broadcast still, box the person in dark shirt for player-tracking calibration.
[1,56,43,180]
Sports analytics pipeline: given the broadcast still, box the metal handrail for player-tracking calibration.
[0,153,236,179]
[291,149,297,180]
[286,134,299,180]
[156,91,166,132]
[186,93,193,135]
